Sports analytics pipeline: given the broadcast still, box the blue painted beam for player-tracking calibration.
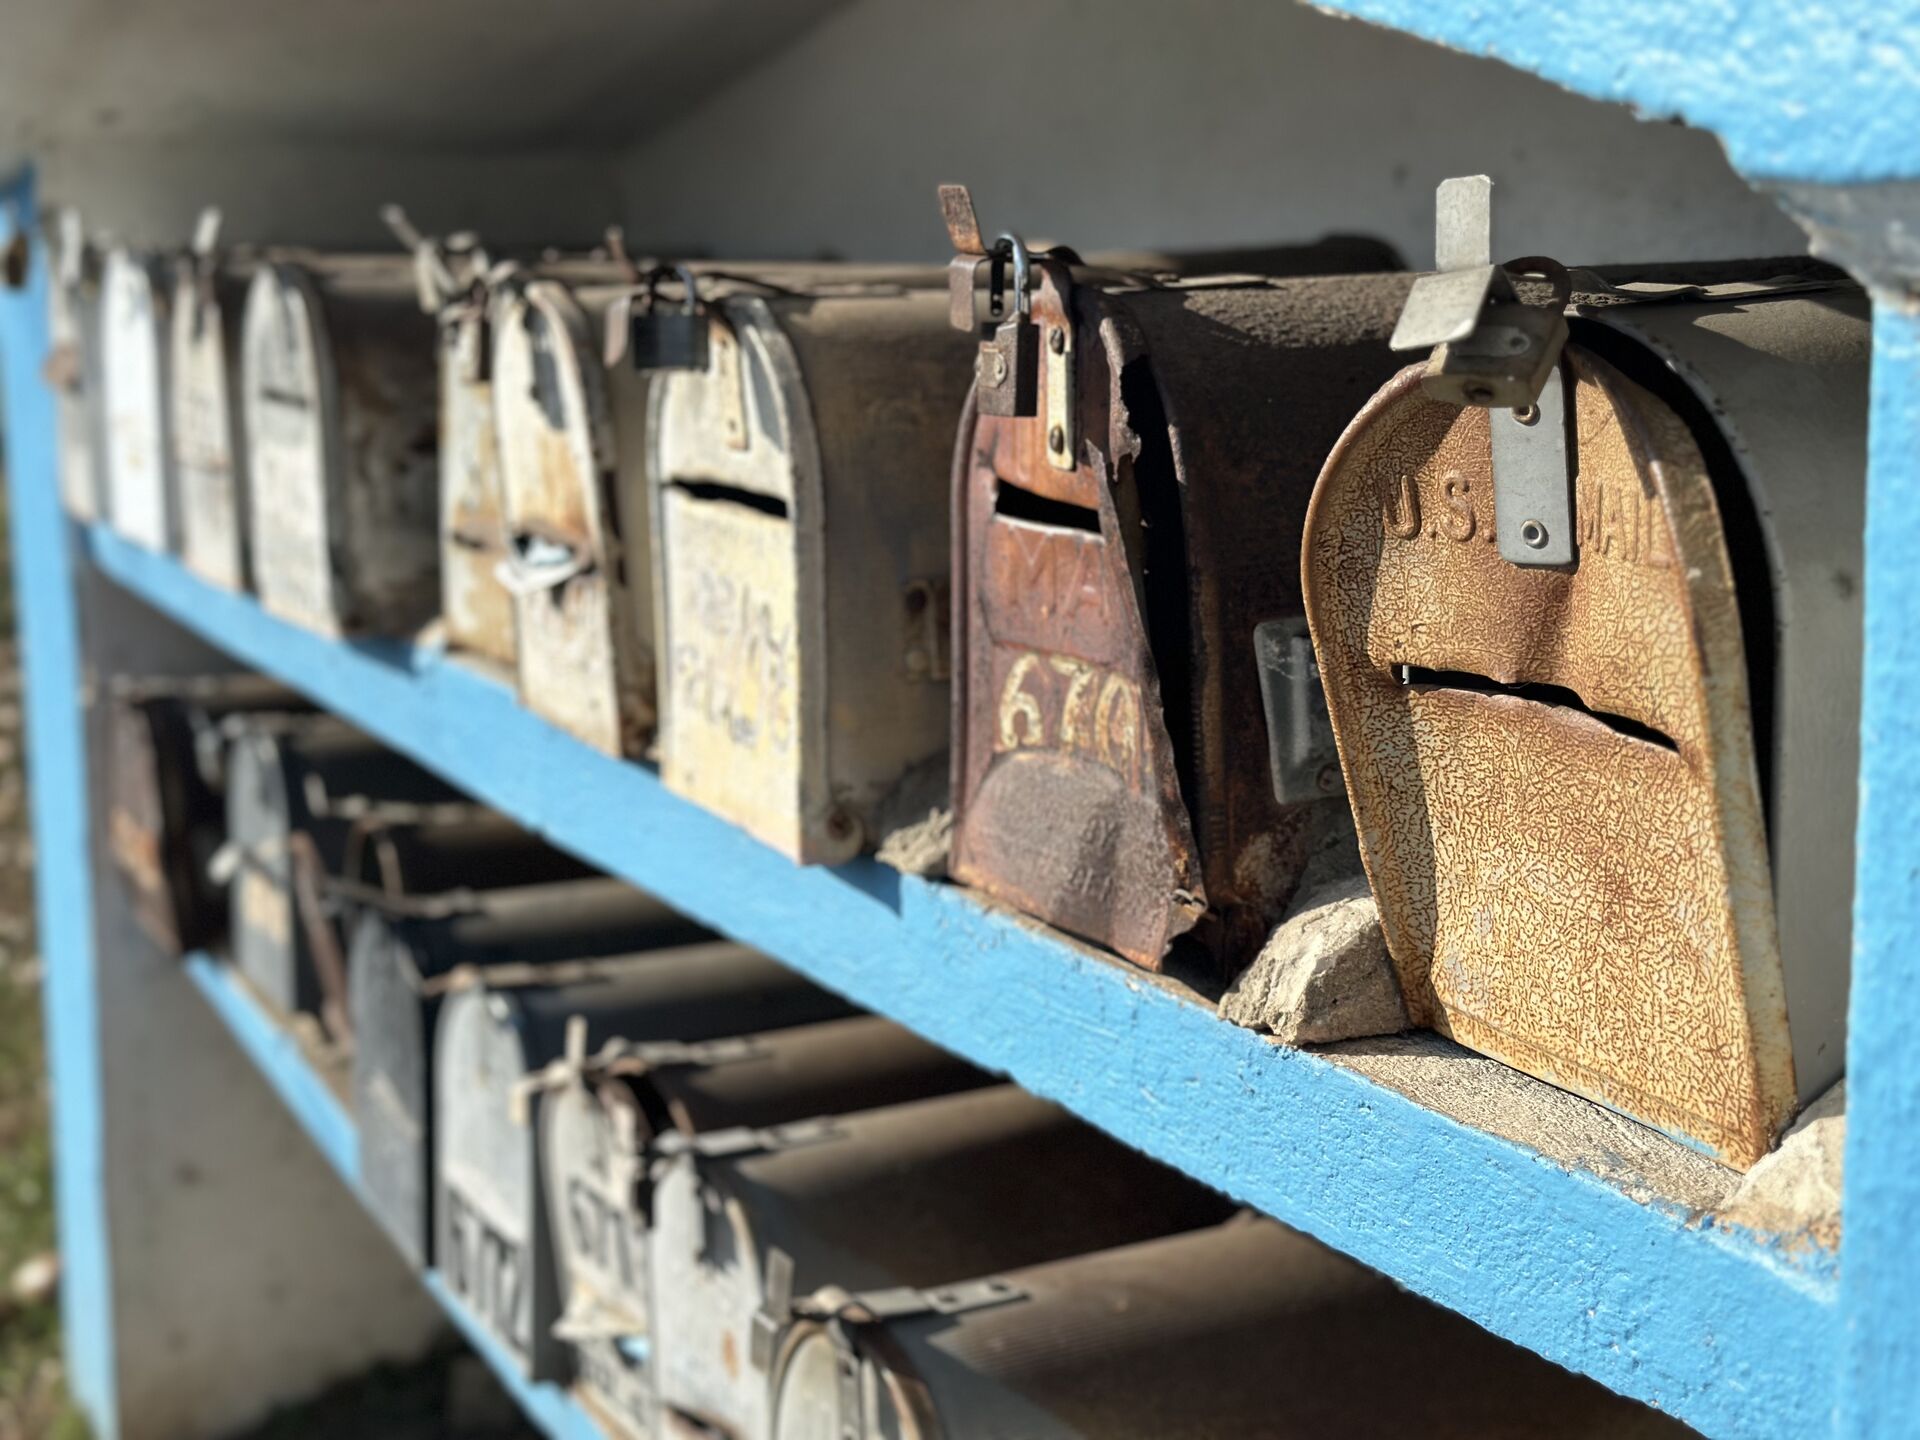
[1310,0,1920,184]
[1838,305,1920,1437]
[0,174,119,1432]
[87,525,1831,1440]
[183,954,605,1440]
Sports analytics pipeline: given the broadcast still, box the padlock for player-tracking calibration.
[625,265,710,373]
[974,233,1039,418]
[1422,257,1571,410]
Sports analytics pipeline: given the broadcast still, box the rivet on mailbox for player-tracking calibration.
[170,208,254,591]
[644,263,974,862]
[1303,176,1868,1166]
[943,183,1413,973]
[242,252,440,636]
[102,245,178,553]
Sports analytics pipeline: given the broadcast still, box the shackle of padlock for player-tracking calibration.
[986,232,1033,327]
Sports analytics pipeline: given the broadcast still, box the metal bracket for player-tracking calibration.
[1253,616,1341,804]
[748,1247,799,1373]
[1044,307,1076,471]
[1392,176,1575,569]
[652,1115,842,1162]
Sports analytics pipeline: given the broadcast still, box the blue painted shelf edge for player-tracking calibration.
[181,955,606,1440]
[90,524,1836,1440]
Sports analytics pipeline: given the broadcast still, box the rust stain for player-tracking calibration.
[1302,354,1795,1169]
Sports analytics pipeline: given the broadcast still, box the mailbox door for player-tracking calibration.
[244,262,439,636]
[493,280,653,755]
[50,239,106,521]
[102,250,175,552]
[652,298,819,859]
[350,913,435,1269]
[541,1079,656,1440]
[244,265,343,632]
[105,697,221,956]
[950,276,1202,966]
[439,306,516,664]
[1305,352,1794,1167]
[171,266,250,591]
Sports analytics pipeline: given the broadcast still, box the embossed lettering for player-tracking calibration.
[994,648,1143,786]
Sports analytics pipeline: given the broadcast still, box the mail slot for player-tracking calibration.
[645,272,972,862]
[649,1083,1232,1440]
[242,256,440,635]
[49,211,107,521]
[433,944,852,1381]
[224,715,466,1029]
[540,1015,989,1439]
[944,193,1411,972]
[101,248,177,552]
[349,876,701,1270]
[104,676,301,955]
[491,271,659,752]
[767,1215,1694,1440]
[1303,182,1867,1167]
[170,217,253,591]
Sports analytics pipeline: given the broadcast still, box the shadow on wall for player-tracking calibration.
[612,0,1808,267]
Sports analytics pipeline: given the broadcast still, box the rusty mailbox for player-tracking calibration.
[767,1216,1695,1440]
[170,211,253,591]
[242,253,440,635]
[648,1083,1233,1440]
[643,266,971,862]
[538,1014,989,1439]
[223,715,468,1027]
[433,944,852,1382]
[104,675,302,955]
[1302,177,1868,1167]
[349,875,704,1271]
[101,246,178,552]
[48,210,108,521]
[943,187,1412,972]
[490,263,660,751]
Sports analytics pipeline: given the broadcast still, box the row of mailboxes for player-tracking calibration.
[95,684,1698,1436]
[64,179,1866,1170]
[344,865,1689,1439]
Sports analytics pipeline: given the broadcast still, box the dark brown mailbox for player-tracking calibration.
[944,187,1411,973]
[1303,177,1867,1167]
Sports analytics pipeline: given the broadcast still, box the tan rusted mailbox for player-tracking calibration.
[644,268,971,861]
[1303,178,1867,1166]
[242,255,439,635]
[942,187,1409,972]
[48,210,107,521]
[491,268,658,752]
[170,212,252,591]
[101,247,177,552]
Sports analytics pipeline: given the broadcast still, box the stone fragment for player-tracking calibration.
[1220,876,1408,1045]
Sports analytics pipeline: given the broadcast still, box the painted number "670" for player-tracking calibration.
[995,650,1143,786]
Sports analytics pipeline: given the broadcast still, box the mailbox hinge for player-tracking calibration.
[1390,176,1575,567]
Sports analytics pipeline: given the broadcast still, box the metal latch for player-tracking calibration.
[941,184,1074,463]
[651,1115,841,1162]
[1390,176,1575,567]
